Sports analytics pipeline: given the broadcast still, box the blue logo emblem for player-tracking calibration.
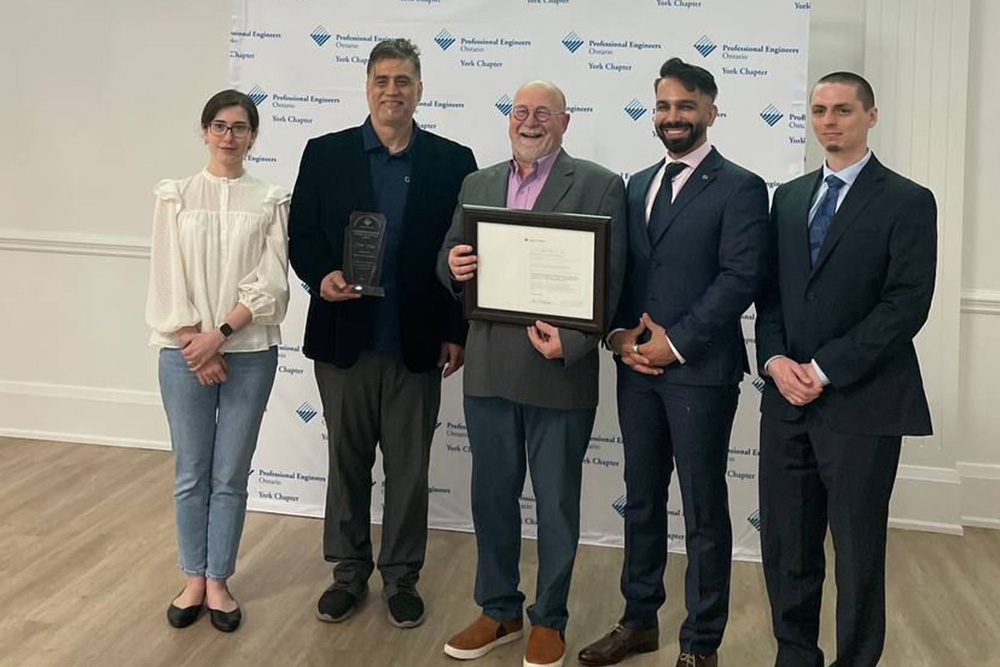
[623,99,648,121]
[495,94,514,117]
[611,494,627,518]
[296,401,318,423]
[310,25,330,47]
[693,34,716,57]
[247,85,268,107]
[752,376,765,392]
[747,508,761,531]
[562,31,584,53]
[434,29,456,51]
[759,104,783,127]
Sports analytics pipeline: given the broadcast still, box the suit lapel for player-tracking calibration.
[629,163,658,258]
[649,147,723,248]
[786,170,822,286]
[810,156,887,277]
[349,129,376,211]
[531,149,574,213]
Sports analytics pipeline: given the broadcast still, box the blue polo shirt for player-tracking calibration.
[361,116,415,353]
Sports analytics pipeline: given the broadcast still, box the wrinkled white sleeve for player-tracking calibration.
[236,185,291,325]
[145,179,200,334]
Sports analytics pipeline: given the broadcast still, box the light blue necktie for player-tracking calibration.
[809,174,846,265]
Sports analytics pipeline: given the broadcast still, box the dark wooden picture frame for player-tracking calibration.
[461,205,610,334]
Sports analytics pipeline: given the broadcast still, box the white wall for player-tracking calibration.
[0,1,995,529]
[958,0,1000,528]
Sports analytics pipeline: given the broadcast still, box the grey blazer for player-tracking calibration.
[437,148,626,410]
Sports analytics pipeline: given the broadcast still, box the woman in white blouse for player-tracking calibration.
[145,90,290,633]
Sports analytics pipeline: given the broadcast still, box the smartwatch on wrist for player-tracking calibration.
[219,323,234,339]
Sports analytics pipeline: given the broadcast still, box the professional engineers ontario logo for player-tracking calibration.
[434,29,456,51]
[562,31,584,53]
[612,494,627,518]
[247,85,268,107]
[495,94,514,117]
[693,34,717,57]
[310,25,331,47]
[759,104,783,127]
[296,401,318,424]
[623,99,648,121]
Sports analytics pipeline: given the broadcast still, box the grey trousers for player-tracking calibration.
[464,395,596,631]
[315,351,442,597]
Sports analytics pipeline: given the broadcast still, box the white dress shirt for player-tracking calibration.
[145,169,291,351]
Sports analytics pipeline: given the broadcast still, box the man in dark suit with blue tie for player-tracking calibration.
[755,72,936,667]
[579,58,768,667]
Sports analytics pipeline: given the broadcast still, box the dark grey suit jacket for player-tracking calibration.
[437,149,626,410]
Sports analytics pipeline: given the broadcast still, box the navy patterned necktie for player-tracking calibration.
[647,161,688,241]
[809,174,846,265]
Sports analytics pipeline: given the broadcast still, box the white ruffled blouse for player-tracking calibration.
[145,169,291,352]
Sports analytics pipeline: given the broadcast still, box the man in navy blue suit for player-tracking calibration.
[579,58,768,667]
[755,72,936,667]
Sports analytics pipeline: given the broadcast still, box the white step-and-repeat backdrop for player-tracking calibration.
[232,0,810,561]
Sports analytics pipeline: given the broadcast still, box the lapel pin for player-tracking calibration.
[702,174,710,180]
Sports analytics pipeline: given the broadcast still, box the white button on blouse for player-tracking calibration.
[145,169,291,352]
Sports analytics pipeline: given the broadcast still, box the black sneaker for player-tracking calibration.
[385,588,425,628]
[316,585,366,623]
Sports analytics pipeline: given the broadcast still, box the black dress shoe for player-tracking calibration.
[208,604,242,632]
[675,651,717,667]
[578,624,659,666]
[166,599,203,628]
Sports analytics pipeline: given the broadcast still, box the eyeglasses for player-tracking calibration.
[208,121,252,138]
[511,105,563,122]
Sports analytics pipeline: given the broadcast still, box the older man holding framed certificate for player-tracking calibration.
[438,80,626,667]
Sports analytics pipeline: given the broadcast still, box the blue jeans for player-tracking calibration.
[158,347,277,581]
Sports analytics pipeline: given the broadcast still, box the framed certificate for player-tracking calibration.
[461,205,610,333]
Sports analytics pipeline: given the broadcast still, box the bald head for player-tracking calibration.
[514,80,567,110]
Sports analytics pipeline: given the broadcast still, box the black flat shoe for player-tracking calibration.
[209,604,242,632]
[167,599,203,628]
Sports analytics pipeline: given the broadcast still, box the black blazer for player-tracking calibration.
[613,147,769,387]
[755,155,936,436]
[288,125,477,372]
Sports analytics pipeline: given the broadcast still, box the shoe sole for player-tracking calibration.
[386,609,425,628]
[444,628,524,660]
[524,656,564,667]
[316,588,367,623]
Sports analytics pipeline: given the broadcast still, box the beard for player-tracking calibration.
[656,121,706,155]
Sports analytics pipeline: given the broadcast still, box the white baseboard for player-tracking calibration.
[956,463,1000,530]
[889,464,963,534]
[888,517,964,536]
[0,380,168,450]
[0,428,168,451]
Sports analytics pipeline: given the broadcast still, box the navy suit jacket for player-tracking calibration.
[755,155,936,436]
[613,147,769,387]
[288,125,477,372]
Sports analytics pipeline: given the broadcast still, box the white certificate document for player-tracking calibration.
[475,221,595,320]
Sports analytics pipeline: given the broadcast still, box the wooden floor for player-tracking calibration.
[0,437,997,667]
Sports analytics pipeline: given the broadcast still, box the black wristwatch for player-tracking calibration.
[219,323,234,339]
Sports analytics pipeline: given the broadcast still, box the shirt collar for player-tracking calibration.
[665,140,713,171]
[508,148,560,181]
[362,116,418,156]
[822,149,872,187]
